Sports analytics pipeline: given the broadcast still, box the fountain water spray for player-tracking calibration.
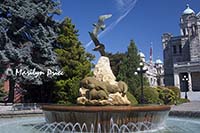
[33,118,159,133]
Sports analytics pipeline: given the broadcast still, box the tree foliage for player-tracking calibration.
[0,0,61,102]
[135,86,161,104]
[0,0,61,84]
[117,40,141,93]
[106,52,126,77]
[54,18,94,104]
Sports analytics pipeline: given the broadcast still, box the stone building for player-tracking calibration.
[139,52,164,87]
[162,4,200,91]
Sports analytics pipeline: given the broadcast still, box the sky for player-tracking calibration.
[54,0,200,62]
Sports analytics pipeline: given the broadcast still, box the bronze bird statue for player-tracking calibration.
[89,32,105,56]
[89,14,112,56]
[92,14,112,37]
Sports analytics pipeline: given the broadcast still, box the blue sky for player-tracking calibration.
[54,0,200,62]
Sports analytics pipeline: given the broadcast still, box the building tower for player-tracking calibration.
[149,45,153,65]
[162,4,200,91]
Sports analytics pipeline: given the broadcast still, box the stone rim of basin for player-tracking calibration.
[42,104,171,112]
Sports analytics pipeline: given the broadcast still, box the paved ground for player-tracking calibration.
[171,101,200,111]
[180,91,200,101]
[0,106,12,112]
[170,101,200,117]
[0,105,43,118]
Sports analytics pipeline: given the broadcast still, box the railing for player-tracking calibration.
[3,95,8,102]
[11,103,40,111]
[174,61,200,67]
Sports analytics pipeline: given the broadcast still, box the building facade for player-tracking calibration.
[162,5,200,91]
[139,52,164,87]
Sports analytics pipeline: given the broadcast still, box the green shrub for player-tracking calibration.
[177,98,190,104]
[126,91,138,105]
[135,86,161,104]
[155,86,176,105]
[166,86,181,98]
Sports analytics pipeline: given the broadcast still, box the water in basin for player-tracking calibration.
[0,116,199,133]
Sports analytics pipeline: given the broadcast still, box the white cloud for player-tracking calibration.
[116,0,135,12]
[116,0,124,10]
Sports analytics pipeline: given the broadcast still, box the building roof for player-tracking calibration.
[183,4,195,15]
[138,51,145,62]
[138,52,145,58]
[155,59,163,64]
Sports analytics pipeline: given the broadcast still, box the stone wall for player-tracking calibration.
[190,34,200,61]
[162,34,174,86]
[162,10,200,87]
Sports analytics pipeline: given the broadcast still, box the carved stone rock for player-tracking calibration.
[108,92,130,105]
[77,56,130,105]
[93,56,117,85]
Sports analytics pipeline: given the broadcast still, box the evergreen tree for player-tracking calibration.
[0,0,61,102]
[54,18,94,104]
[106,52,126,77]
[117,40,141,94]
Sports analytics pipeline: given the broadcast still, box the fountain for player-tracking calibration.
[42,105,170,132]
[41,14,171,132]
[1,116,200,133]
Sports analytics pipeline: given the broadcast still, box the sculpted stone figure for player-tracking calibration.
[77,15,130,105]
[92,14,112,37]
[89,32,105,56]
[77,57,130,105]
[89,14,112,56]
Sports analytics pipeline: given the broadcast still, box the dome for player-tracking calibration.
[183,4,195,15]
[138,52,145,58]
[138,52,145,62]
[155,59,163,64]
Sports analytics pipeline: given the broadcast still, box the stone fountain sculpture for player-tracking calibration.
[42,14,171,132]
[77,14,130,105]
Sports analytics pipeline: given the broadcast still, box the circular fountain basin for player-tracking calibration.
[42,105,171,132]
[1,116,200,132]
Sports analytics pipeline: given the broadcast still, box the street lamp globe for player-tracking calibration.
[139,62,144,67]
[134,72,138,75]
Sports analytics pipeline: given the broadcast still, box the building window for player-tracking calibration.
[192,25,196,35]
[180,18,183,23]
[173,45,177,54]
[179,45,182,54]
[183,28,186,36]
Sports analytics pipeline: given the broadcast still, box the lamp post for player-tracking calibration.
[135,61,148,104]
[6,63,15,103]
[182,75,188,99]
